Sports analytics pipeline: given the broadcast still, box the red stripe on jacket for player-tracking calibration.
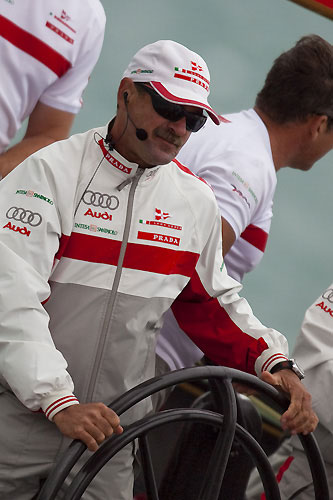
[55,234,71,261]
[260,456,294,500]
[171,270,268,374]
[0,15,71,77]
[62,232,199,277]
[173,159,209,185]
[42,234,71,305]
[240,224,268,252]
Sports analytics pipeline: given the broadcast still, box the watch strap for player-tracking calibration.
[270,359,304,379]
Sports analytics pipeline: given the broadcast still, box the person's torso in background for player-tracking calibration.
[0,0,105,151]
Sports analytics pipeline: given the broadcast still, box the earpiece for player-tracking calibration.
[123,91,148,141]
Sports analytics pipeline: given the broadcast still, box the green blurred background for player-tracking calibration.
[16,0,333,350]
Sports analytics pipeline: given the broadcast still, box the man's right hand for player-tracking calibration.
[53,403,123,451]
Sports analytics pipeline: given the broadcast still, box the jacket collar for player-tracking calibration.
[97,123,161,182]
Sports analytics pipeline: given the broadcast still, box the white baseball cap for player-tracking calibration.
[122,40,223,125]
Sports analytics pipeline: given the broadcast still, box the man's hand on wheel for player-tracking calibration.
[261,370,318,435]
[53,402,123,452]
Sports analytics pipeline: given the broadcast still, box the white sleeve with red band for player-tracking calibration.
[42,393,80,421]
[172,210,289,376]
[261,353,289,373]
[0,140,82,414]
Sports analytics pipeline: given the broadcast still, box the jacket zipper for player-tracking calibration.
[86,168,145,401]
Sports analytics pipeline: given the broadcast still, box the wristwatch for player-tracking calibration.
[270,358,305,380]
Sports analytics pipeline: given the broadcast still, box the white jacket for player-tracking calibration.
[0,125,289,423]
[292,284,333,435]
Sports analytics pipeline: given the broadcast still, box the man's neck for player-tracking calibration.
[254,107,304,172]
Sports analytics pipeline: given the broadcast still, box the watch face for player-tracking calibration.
[291,359,305,379]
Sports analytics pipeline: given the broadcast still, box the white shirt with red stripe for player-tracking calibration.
[156,109,277,370]
[0,0,105,152]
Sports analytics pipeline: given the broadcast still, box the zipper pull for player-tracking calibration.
[116,167,145,191]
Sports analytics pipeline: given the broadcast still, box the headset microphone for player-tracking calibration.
[135,127,148,141]
[123,93,148,141]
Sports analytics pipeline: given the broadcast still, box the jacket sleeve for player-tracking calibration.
[0,145,80,420]
[39,4,106,114]
[172,210,289,376]
[292,284,333,432]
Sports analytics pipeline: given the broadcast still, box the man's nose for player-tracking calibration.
[168,116,188,136]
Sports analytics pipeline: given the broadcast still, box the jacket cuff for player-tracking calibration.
[260,353,289,374]
[41,393,80,421]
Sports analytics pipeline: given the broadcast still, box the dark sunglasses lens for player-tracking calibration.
[140,84,207,132]
[151,95,183,121]
[154,96,207,132]
[185,113,207,132]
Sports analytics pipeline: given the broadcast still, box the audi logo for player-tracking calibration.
[6,206,42,227]
[82,190,120,210]
[322,289,333,303]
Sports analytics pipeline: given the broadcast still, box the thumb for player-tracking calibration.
[260,370,276,385]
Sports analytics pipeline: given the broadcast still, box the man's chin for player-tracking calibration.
[151,145,180,164]
[156,153,178,165]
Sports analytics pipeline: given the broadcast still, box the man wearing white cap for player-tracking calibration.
[0,40,316,499]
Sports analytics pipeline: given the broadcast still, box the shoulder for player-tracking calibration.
[168,159,218,213]
[221,109,273,163]
[171,158,213,190]
[171,158,211,187]
[165,159,221,239]
[59,0,106,36]
[28,126,107,169]
[218,110,276,189]
[177,109,274,177]
[83,0,106,25]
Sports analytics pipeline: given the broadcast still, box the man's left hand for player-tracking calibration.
[260,369,318,435]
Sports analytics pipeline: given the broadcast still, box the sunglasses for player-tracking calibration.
[136,83,207,132]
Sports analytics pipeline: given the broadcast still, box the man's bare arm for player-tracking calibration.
[0,101,75,177]
[222,217,236,257]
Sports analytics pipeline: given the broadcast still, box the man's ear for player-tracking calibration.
[117,78,130,110]
[117,78,134,106]
[309,114,329,140]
